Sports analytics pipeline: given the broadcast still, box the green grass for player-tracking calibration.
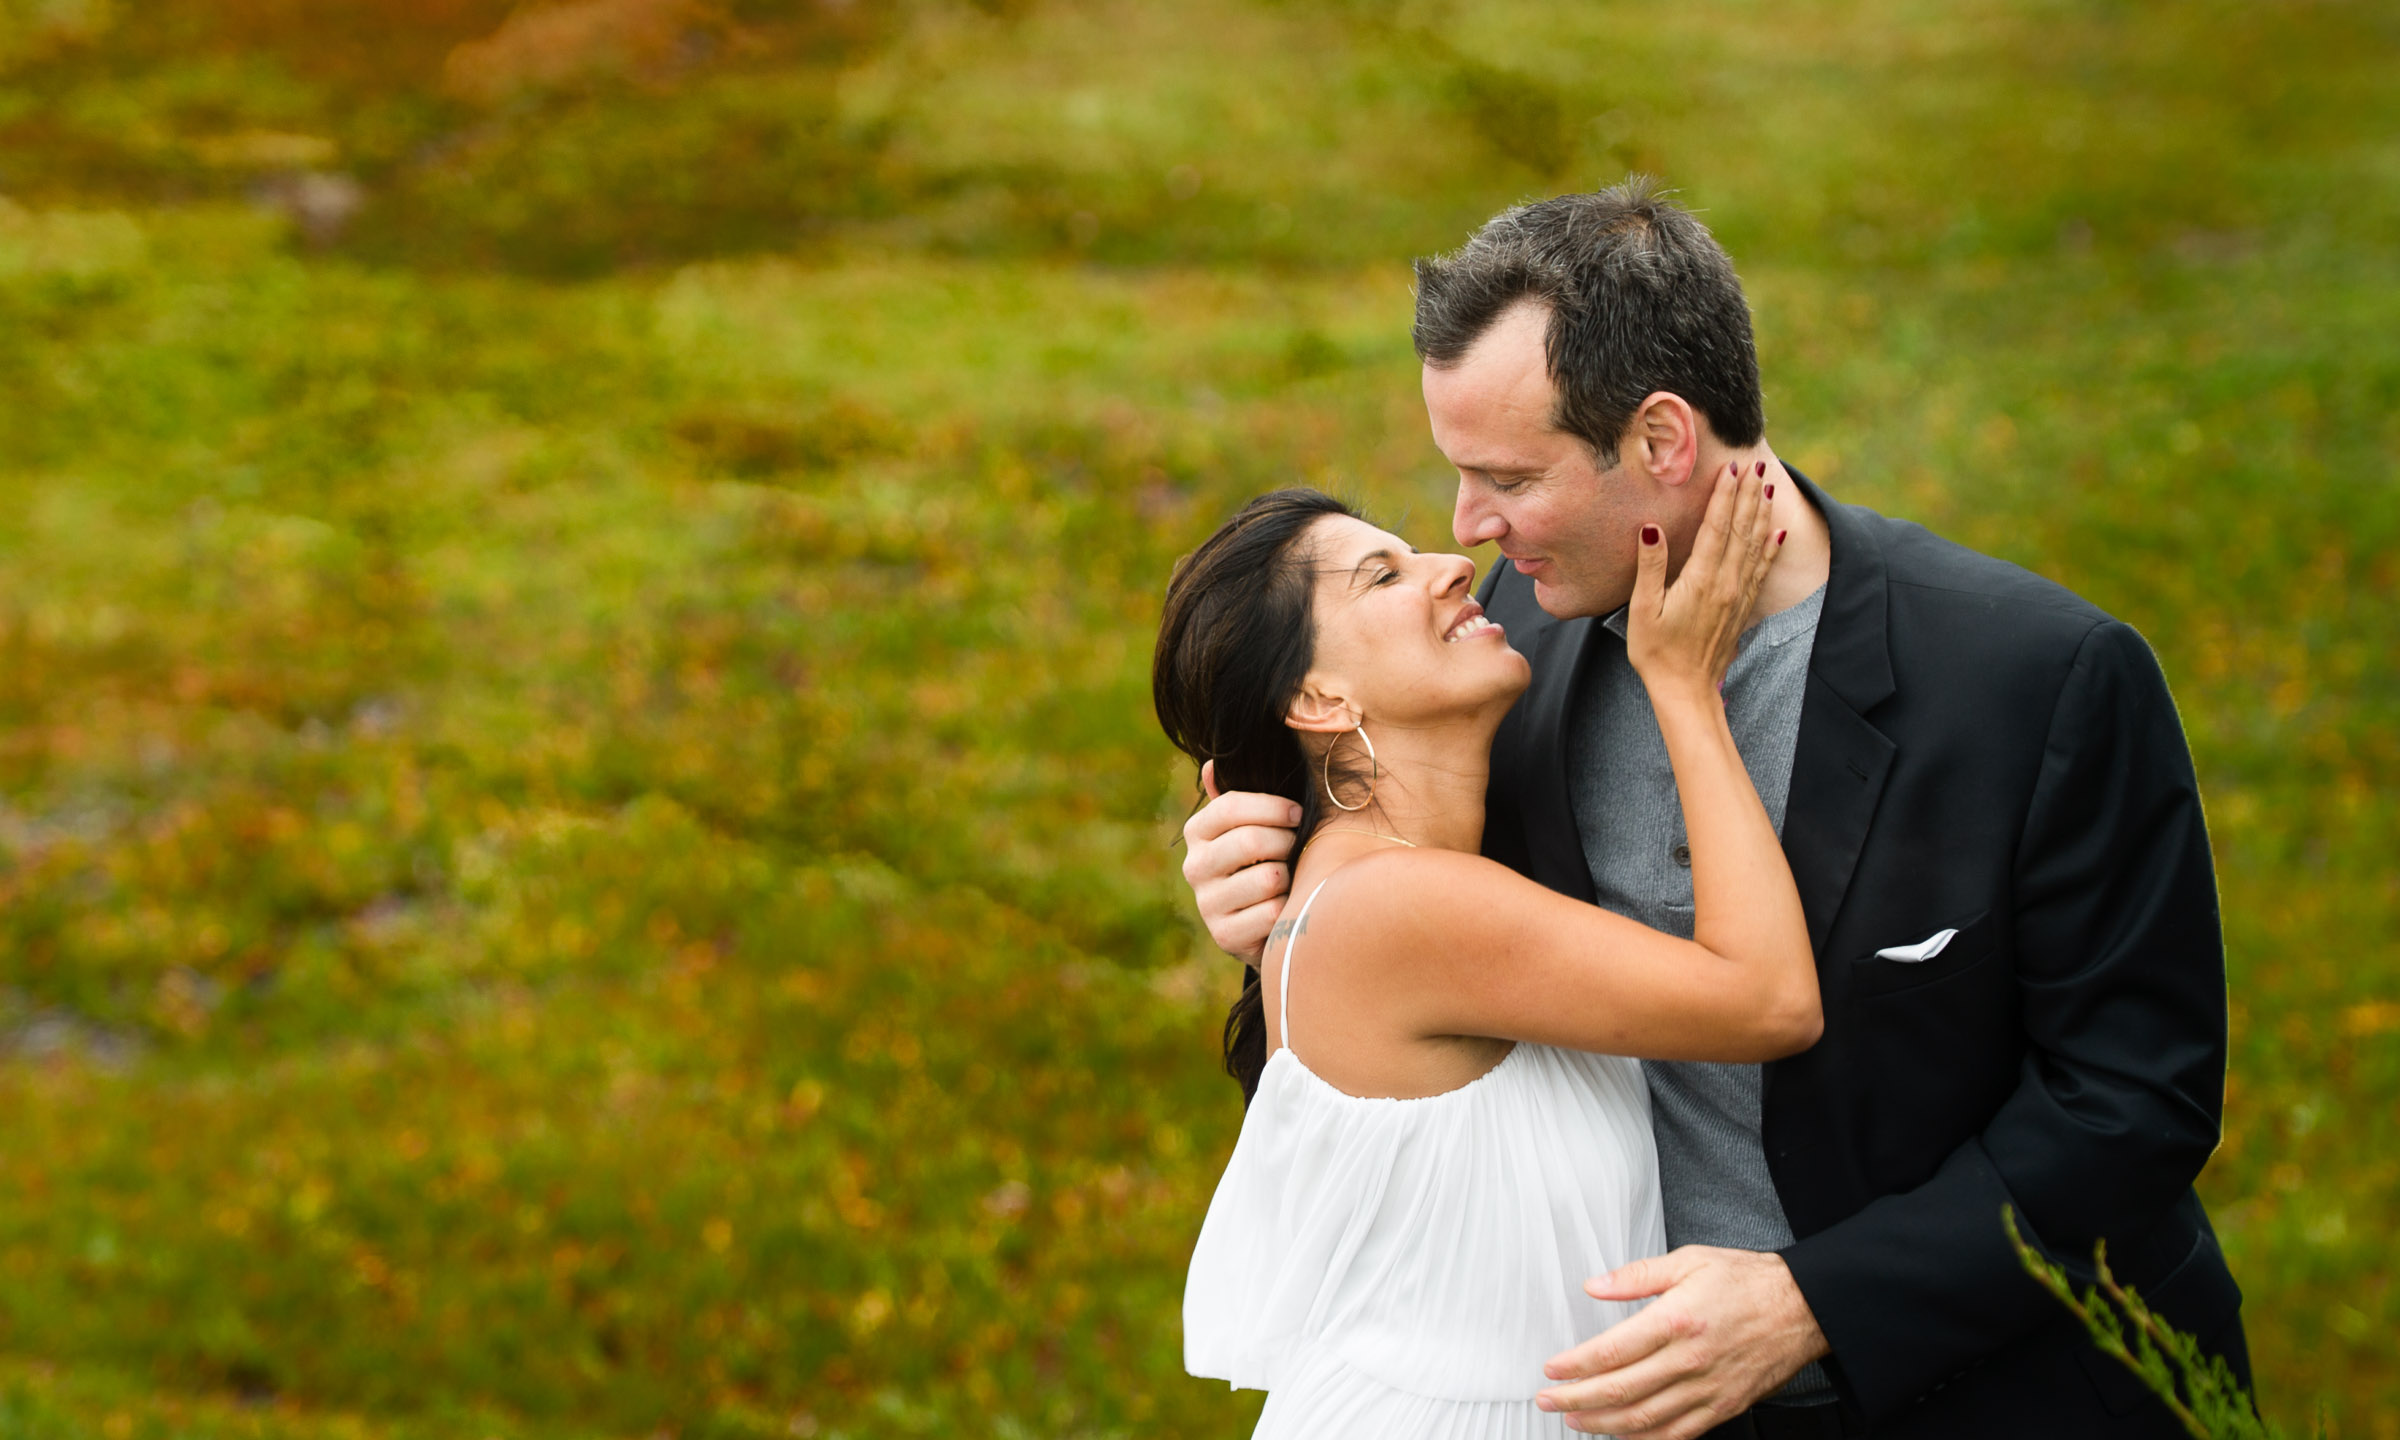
[0,0,2395,1435]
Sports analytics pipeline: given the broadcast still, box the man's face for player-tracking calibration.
[1424,302,1649,620]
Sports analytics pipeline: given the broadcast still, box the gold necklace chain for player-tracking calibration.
[1303,826,1418,855]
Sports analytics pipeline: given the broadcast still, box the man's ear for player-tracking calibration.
[1625,392,1701,488]
[1285,682,1358,736]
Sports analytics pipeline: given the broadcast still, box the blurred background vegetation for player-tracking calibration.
[0,0,2393,1435]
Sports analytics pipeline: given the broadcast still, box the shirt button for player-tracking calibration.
[1671,843,1691,867]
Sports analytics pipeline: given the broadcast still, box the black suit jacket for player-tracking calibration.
[1477,472,2246,1436]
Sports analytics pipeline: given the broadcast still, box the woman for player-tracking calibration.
[1151,464,1812,1437]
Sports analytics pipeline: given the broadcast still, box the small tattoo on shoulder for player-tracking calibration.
[1269,912,1310,943]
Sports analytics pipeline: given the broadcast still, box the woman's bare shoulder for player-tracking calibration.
[1289,847,1567,962]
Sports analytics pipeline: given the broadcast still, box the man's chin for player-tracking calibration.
[1530,574,1619,621]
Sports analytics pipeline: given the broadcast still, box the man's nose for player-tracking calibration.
[1453,481,1505,548]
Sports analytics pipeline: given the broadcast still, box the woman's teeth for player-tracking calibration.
[1446,615,1495,641]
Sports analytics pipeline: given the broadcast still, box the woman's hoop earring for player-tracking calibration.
[1324,723,1377,812]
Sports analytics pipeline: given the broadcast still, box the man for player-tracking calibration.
[1178,178,2247,1439]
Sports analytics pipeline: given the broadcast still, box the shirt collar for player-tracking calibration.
[1599,582,1828,647]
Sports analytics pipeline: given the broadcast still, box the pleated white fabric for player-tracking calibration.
[1185,882,1666,1439]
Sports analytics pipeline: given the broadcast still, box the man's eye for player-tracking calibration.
[1374,570,1399,585]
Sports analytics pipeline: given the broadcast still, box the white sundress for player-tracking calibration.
[1184,879,1668,1439]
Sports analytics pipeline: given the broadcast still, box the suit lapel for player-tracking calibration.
[1482,563,1599,903]
[1785,677,1897,954]
[1782,470,1899,956]
[1518,613,1600,902]
[1766,472,1900,1190]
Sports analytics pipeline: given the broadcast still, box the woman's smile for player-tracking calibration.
[1442,600,1503,643]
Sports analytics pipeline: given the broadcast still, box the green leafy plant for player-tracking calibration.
[2005,1208,2322,1440]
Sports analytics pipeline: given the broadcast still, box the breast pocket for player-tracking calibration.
[1845,910,2018,1189]
[1847,909,1999,999]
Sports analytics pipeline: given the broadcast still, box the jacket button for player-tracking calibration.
[1671,843,1691,867]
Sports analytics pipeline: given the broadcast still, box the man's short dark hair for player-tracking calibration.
[1413,176,1764,464]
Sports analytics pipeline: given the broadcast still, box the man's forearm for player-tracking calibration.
[1777,1112,2215,1421]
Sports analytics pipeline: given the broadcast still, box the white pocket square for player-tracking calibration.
[1876,928,1959,964]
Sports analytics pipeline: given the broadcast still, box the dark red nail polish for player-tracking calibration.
[1776,529,1788,544]
[1755,461,1767,477]
[1764,484,1775,499]
[1641,524,1661,546]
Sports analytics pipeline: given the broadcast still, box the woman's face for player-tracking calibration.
[1295,515,1531,734]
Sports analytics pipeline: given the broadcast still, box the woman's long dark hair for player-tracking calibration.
[1153,488,1367,1104]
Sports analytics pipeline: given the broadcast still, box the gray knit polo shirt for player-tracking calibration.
[1565,583,1833,1404]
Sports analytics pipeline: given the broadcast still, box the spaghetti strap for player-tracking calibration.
[1276,880,1333,1055]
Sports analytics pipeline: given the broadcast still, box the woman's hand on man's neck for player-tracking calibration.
[1699,446,1833,620]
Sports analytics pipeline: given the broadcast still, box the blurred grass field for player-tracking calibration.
[0,0,2395,1436]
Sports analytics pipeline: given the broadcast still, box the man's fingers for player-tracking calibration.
[1186,821,1298,883]
[1549,1248,1822,1437]
[1538,1342,1688,1419]
[1201,858,1289,916]
[1585,1248,1708,1304]
[1563,1377,1730,1440]
[1543,1299,1678,1382]
[1210,896,1284,961]
[1200,759,1222,801]
[1188,817,1296,961]
[1182,790,1304,848]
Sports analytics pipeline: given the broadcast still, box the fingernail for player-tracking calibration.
[1536,1395,1559,1412]
[1755,460,1767,477]
[1641,524,1661,546]
[1288,806,1304,824]
[1777,529,1788,544]
[1764,483,1774,499]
